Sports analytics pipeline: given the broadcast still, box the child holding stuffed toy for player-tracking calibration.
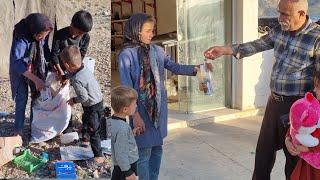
[285,72,320,180]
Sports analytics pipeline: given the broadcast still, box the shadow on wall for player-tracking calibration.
[254,49,275,108]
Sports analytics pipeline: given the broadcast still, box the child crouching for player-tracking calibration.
[60,45,104,163]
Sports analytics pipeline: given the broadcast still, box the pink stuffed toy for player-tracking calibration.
[289,92,320,169]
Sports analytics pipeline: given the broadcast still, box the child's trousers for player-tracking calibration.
[82,101,104,157]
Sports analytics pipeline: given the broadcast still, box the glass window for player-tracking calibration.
[170,0,231,113]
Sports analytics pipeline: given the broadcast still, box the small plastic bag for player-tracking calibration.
[197,60,214,96]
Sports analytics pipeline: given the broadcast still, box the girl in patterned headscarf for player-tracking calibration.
[118,13,205,180]
[10,13,53,136]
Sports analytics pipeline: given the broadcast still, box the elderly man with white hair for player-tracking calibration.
[204,0,320,179]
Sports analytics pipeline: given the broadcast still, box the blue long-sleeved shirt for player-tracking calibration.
[9,36,51,99]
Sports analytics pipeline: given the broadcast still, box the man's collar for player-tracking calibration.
[289,15,312,36]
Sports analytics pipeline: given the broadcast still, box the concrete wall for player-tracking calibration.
[233,0,273,110]
[117,0,177,35]
[254,49,274,107]
[156,0,177,35]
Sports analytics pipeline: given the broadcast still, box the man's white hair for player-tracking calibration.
[279,0,308,12]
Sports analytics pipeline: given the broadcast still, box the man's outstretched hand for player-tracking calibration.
[204,46,233,60]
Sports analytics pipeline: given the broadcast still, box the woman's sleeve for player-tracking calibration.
[118,51,134,87]
[11,38,29,74]
[162,47,196,76]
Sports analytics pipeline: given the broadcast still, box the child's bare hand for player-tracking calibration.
[132,127,142,136]
[61,79,69,86]
[295,144,309,153]
[125,174,136,180]
[285,137,299,156]
[67,98,75,106]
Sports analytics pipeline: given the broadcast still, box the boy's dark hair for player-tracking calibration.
[111,86,138,113]
[71,10,93,32]
[314,71,320,88]
[60,45,82,66]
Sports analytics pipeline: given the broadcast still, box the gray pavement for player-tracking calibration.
[159,115,286,180]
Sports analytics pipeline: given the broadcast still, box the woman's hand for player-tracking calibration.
[132,112,145,135]
[34,78,45,91]
[132,127,142,136]
[23,71,45,91]
[33,77,45,91]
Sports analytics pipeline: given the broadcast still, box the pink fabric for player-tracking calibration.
[290,92,320,169]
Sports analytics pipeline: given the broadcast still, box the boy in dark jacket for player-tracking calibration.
[51,10,93,131]
[51,10,92,78]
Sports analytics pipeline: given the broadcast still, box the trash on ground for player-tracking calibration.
[0,135,22,167]
[60,146,94,161]
[60,132,79,144]
[41,152,49,162]
[101,139,111,155]
[0,112,9,118]
[93,169,99,178]
[13,149,46,173]
[55,161,77,179]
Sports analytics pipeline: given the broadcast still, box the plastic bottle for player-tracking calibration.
[60,132,79,144]
[41,152,49,162]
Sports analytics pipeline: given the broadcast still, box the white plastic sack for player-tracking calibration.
[83,56,95,74]
[30,73,71,143]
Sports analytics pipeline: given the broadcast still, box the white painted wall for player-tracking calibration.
[253,49,275,107]
[233,0,274,110]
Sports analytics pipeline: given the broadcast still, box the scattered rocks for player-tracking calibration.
[93,170,99,178]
